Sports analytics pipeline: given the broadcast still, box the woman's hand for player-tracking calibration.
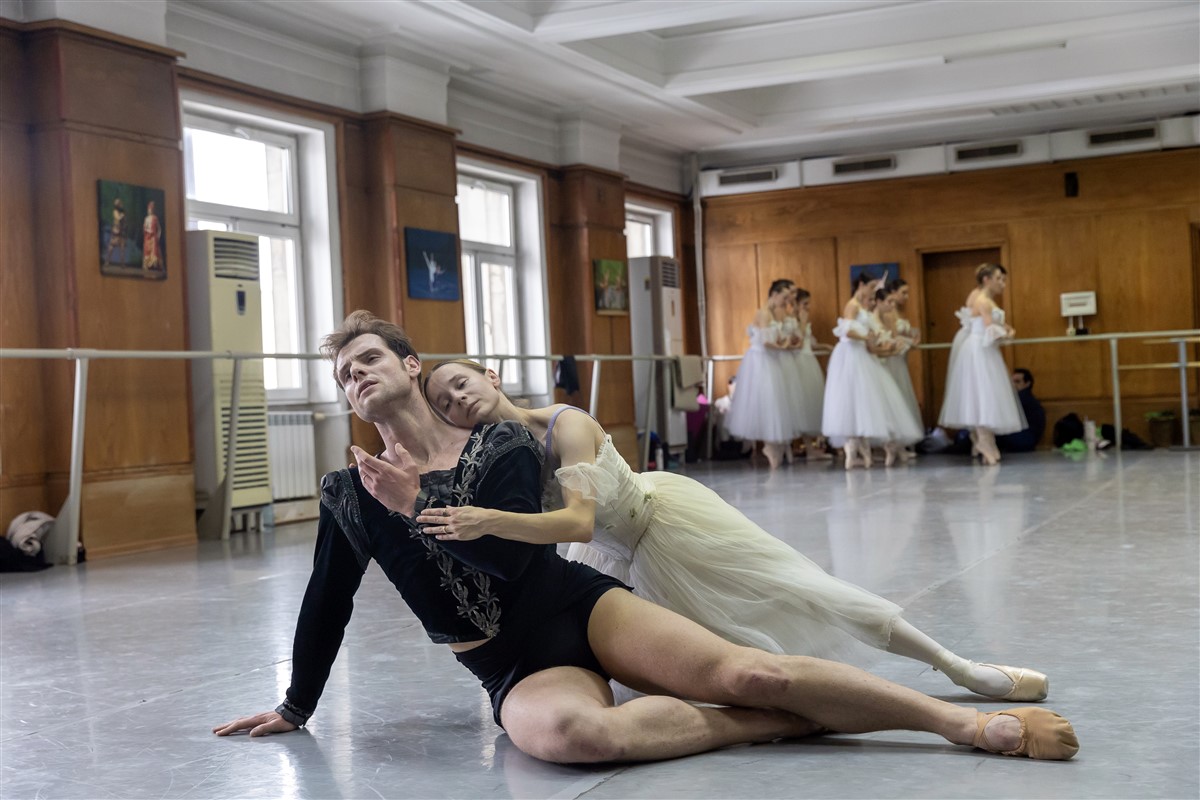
[416,505,495,541]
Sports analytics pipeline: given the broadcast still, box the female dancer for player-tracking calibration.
[725,279,796,468]
[422,359,1050,703]
[822,276,922,468]
[938,264,1026,466]
[788,288,830,459]
[873,287,923,459]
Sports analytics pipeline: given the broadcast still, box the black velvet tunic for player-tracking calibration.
[282,420,620,722]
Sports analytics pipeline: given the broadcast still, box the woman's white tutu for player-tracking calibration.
[821,314,924,446]
[560,439,902,662]
[791,323,826,435]
[883,353,922,429]
[939,309,1027,433]
[727,323,794,444]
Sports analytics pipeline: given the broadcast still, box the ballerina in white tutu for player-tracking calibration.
[873,285,923,461]
[938,264,1027,466]
[725,279,797,468]
[420,359,1051,704]
[784,288,830,459]
[822,277,923,468]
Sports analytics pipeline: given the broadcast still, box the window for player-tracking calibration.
[457,177,522,389]
[625,202,675,259]
[184,116,306,399]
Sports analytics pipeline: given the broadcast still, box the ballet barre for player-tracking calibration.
[3,330,1196,564]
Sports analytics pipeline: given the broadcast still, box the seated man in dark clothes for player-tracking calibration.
[997,368,1047,452]
[213,312,1078,763]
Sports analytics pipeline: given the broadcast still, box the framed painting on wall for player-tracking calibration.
[849,261,899,289]
[593,258,629,315]
[405,228,460,301]
[98,179,166,280]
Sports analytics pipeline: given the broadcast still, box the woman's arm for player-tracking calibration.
[417,410,602,545]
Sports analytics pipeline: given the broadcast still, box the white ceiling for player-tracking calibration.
[179,0,1198,167]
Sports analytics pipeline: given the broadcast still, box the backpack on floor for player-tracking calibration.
[1052,413,1085,448]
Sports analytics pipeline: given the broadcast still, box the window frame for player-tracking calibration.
[183,111,308,402]
[458,175,524,393]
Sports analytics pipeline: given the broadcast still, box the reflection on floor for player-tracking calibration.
[2,451,1196,799]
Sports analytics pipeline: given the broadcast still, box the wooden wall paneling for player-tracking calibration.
[55,35,181,140]
[703,244,758,391]
[676,203,702,355]
[1096,207,1196,397]
[378,115,458,196]
[80,470,196,559]
[704,151,1200,242]
[393,188,465,356]
[68,130,190,471]
[0,29,49,518]
[1008,216,1105,402]
[756,237,839,347]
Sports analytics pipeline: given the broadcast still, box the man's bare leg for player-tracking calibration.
[500,666,822,764]
[587,589,1072,756]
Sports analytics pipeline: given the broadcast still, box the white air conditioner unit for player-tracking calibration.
[698,161,801,197]
[629,256,687,462]
[186,230,272,512]
[803,145,946,186]
[948,135,1052,172]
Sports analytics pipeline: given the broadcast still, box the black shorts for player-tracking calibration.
[454,567,628,727]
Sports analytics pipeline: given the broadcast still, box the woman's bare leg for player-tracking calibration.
[887,618,1046,699]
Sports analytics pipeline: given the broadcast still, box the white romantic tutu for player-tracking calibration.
[557,437,902,665]
[938,312,1027,433]
[821,315,924,446]
[883,353,922,430]
[726,324,794,444]
[791,323,826,435]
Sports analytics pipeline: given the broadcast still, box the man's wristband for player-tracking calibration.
[275,699,311,727]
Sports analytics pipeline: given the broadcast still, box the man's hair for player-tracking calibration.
[321,310,419,388]
[793,288,811,302]
[975,262,1007,285]
[1014,367,1034,388]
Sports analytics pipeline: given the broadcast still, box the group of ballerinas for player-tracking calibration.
[730,263,1027,469]
[724,279,832,469]
[822,275,926,468]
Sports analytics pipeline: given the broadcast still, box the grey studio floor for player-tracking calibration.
[2,450,1197,800]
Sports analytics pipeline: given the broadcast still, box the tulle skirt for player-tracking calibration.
[726,347,794,444]
[791,350,826,435]
[938,333,1028,433]
[883,353,923,432]
[821,341,924,446]
[567,471,902,661]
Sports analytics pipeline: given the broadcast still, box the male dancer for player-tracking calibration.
[214,311,1078,763]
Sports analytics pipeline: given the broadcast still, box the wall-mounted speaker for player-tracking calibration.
[1064,172,1079,198]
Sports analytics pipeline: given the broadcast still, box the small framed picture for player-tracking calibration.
[849,262,899,288]
[405,228,460,301]
[593,258,629,315]
[98,179,166,280]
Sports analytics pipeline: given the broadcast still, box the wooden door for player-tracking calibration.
[921,247,1001,427]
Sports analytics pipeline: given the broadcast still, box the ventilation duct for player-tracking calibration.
[804,146,945,186]
[718,168,778,186]
[1087,124,1159,147]
[955,141,1022,162]
[832,155,896,175]
[698,161,801,197]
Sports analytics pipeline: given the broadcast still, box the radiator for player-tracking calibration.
[267,411,317,501]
